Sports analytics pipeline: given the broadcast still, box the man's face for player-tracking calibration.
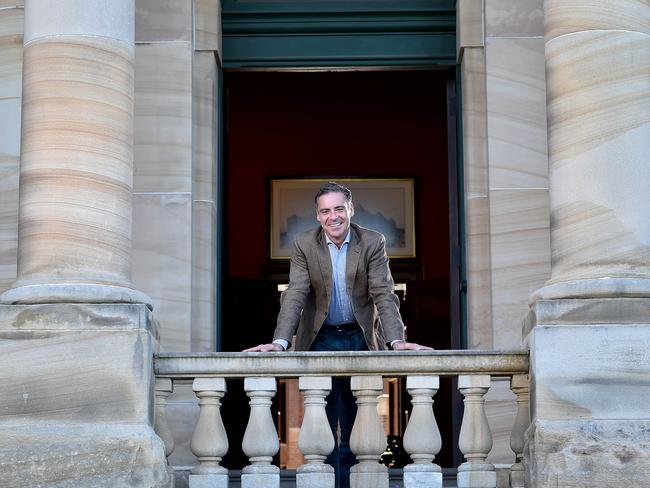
[316,191,354,246]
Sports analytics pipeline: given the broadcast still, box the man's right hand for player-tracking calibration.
[243,343,284,352]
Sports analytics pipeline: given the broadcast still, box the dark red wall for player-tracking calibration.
[226,70,450,280]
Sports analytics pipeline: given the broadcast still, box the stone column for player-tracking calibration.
[525,1,650,486]
[0,0,149,306]
[0,1,169,486]
[533,0,650,301]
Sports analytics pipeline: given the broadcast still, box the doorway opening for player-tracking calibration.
[221,68,460,469]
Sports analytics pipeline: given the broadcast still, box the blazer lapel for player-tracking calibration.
[346,226,361,295]
[316,230,333,297]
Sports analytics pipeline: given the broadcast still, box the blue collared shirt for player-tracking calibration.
[323,231,355,325]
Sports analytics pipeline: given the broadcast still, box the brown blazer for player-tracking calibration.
[273,223,405,351]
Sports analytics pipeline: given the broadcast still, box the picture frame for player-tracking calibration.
[270,178,416,259]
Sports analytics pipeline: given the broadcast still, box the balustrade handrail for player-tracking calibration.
[155,350,529,378]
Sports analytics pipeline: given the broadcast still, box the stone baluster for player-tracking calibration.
[509,375,530,488]
[350,375,388,488]
[189,378,229,488]
[296,376,335,488]
[241,377,280,488]
[154,378,175,459]
[403,376,443,488]
[457,375,496,488]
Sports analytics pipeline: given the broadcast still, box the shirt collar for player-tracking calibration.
[325,229,351,248]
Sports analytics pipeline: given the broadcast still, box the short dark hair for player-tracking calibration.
[314,182,353,205]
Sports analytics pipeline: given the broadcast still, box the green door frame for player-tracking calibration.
[216,0,466,350]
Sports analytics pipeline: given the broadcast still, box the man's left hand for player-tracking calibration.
[392,341,433,351]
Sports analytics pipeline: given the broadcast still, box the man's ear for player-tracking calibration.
[349,202,355,217]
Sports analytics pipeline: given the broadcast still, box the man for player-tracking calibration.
[245,182,430,488]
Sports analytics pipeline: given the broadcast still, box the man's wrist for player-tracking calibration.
[272,339,289,350]
[390,339,405,349]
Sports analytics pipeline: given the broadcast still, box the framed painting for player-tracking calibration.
[270,178,416,259]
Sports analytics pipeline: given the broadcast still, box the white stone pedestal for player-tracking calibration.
[350,464,389,488]
[241,466,280,488]
[296,463,335,488]
[0,303,171,487]
[457,466,497,488]
[404,464,443,488]
[189,473,228,488]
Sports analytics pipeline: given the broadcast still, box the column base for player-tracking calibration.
[0,303,168,487]
[189,473,228,488]
[531,277,650,302]
[296,471,335,488]
[457,465,496,488]
[0,282,153,309]
[510,463,524,488]
[350,463,389,488]
[404,464,443,488]
[525,297,650,487]
[241,466,279,488]
[525,419,650,488]
[0,423,171,488]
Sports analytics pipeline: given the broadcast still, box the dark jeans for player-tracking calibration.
[309,324,368,488]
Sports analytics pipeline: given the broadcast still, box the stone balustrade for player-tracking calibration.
[154,351,529,488]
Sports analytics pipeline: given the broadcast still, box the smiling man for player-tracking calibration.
[245,181,430,488]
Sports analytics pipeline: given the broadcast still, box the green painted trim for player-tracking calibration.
[221,0,456,68]
[215,67,224,352]
[223,33,455,68]
[222,0,455,15]
[455,63,468,350]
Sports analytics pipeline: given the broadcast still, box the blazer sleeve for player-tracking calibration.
[273,237,311,344]
[367,234,405,344]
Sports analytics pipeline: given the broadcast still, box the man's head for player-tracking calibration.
[315,182,354,246]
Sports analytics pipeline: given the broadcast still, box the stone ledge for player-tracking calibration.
[0,302,157,333]
[535,297,650,326]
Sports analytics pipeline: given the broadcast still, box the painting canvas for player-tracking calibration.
[270,178,415,259]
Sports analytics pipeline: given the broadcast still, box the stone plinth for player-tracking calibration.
[0,303,171,487]
[525,298,650,487]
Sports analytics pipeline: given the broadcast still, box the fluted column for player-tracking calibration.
[457,375,495,488]
[241,377,280,488]
[532,0,650,301]
[0,0,149,306]
[350,375,388,488]
[509,375,529,488]
[190,378,229,488]
[403,375,443,488]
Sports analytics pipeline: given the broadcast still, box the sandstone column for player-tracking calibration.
[0,0,149,306]
[533,0,650,301]
[525,1,650,486]
[0,1,170,486]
